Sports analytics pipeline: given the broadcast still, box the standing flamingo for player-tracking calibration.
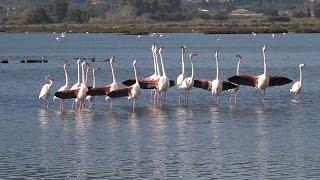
[228,45,292,105]
[148,44,159,80]
[193,51,237,106]
[176,46,186,105]
[86,67,100,108]
[156,46,170,106]
[108,59,141,110]
[39,75,55,108]
[290,64,305,101]
[70,59,82,109]
[147,44,160,101]
[76,60,89,110]
[179,53,197,107]
[106,56,120,108]
[229,55,243,103]
[53,63,70,110]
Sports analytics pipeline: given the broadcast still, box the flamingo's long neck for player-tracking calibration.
[215,54,220,80]
[159,51,166,77]
[299,66,303,84]
[263,50,267,76]
[64,67,69,88]
[85,67,89,84]
[49,79,53,87]
[81,63,86,85]
[154,50,160,77]
[77,62,81,84]
[236,60,241,75]
[181,50,185,74]
[134,63,138,83]
[111,62,117,83]
[152,49,157,76]
[190,57,194,80]
[92,71,96,88]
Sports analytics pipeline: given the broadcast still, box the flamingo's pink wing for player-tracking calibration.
[87,86,111,96]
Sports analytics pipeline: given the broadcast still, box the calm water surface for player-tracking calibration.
[0,33,320,179]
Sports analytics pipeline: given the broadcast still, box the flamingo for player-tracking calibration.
[86,67,100,108]
[147,44,160,101]
[156,46,170,106]
[176,46,186,105]
[147,44,159,80]
[228,55,243,103]
[76,60,89,110]
[53,63,70,110]
[179,53,197,107]
[70,59,82,109]
[108,59,141,110]
[193,51,237,106]
[39,75,54,108]
[290,64,305,101]
[228,45,292,105]
[84,65,91,85]
[105,56,120,108]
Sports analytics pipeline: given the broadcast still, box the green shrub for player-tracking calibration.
[25,7,52,24]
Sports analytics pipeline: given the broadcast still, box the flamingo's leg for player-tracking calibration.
[178,89,181,106]
[186,90,190,107]
[132,99,136,111]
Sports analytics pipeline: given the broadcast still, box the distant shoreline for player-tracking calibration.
[1,19,320,34]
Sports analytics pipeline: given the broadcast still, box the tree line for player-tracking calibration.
[1,0,320,25]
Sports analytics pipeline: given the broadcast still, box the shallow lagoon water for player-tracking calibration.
[0,33,320,179]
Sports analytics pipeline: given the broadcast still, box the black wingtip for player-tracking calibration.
[54,91,77,99]
[107,88,130,98]
[169,80,175,87]
[123,79,135,86]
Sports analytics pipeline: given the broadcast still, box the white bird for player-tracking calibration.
[39,75,54,108]
[76,61,89,110]
[179,53,197,107]
[86,67,100,108]
[228,45,292,105]
[148,44,160,80]
[53,63,70,110]
[147,44,160,102]
[272,34,275,39]
[194,51,237,106]
[105,56,120,108]
[128,59,141,107]
[228,55,243,103]
[71,59,82,109]
[290,64,305,101]
[156,46,170,106]
[176,46,186,105]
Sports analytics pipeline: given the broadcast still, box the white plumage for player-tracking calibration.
[290,64,305,100]
[39,75,54,108]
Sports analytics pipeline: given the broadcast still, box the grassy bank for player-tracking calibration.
[1,18,320,34]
